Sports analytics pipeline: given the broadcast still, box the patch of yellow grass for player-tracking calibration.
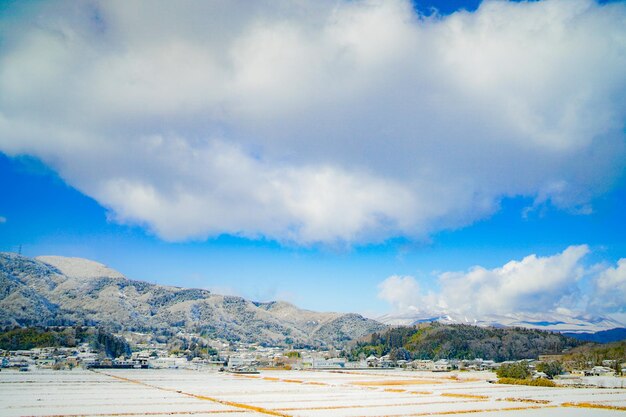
[384,388,408,393]
[497,377,556,387]
[352,379,437,386]
[377,405,554,416]
[231,374,258,379]
[441,393,489,400]
[562,402,626,411]
[450,377,482,382]
[498,397,550,404]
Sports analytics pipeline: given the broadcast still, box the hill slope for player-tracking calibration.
[564,328,626,344]
[349,322,584,361]
[377,311,623,334]
[0,253,385,347]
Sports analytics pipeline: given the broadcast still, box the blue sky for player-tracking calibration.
[2,152,624,315]
[1,0,625,320]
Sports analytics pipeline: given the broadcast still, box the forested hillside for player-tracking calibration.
[0,326,131,358]
[348,323,584,361]
[0,253,384,347]
[561,340,625,372]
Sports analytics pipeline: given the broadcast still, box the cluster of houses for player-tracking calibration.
[0,344,99,370]
[2,339,624,381]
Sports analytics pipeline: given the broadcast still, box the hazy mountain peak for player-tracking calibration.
[36,256,125,280]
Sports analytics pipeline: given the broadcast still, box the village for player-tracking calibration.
[2,336,624,389]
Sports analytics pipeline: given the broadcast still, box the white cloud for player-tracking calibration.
[379,245,592,317]
[378,275,422,311]
[437,245,589,316]
[591,258,626,314]
[378,245,626,321]
[0,216,6,224]
[0,0,625,244]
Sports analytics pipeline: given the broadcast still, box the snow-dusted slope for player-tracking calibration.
[377,310,624,334]
[0,253,385,346]
[36,256,124,279]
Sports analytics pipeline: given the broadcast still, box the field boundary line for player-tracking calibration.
[21,410,242,417]
[274,399,485,411]
[354,405,557,416]
[90,370,293,417]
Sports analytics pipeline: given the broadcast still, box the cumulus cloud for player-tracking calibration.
[378,245,597,316]
[591,258,626,314]
[437,245,589,316]
[1,0,625,244]
[378,275,422,311]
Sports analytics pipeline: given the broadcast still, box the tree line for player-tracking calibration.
[0,326,131,358]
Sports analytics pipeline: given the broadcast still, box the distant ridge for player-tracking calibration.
[0,253,385,347]
[377,310,624,334]
[564,327,626,344]
[349,322,585,362]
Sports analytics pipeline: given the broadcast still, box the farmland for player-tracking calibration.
[1,368,624,417]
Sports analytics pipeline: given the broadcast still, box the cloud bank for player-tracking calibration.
[592,259,626,317]
[1,0,625,244]
[378,245,626,321]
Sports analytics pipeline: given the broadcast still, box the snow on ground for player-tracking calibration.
[0,368,624,417]
[35,256,125,279]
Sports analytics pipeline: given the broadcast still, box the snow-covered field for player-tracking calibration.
[1,368,625,417]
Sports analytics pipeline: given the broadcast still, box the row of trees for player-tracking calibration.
[496,361,563,380]
[562,341,625,375]
[0,326,130,358]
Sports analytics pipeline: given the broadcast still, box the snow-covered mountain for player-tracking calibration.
[377,310,625,334]
[0,253,385,346]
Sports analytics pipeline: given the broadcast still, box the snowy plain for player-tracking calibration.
[1,368,625,417]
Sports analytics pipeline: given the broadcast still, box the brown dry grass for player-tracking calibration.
[384,388,408,393]
[371,405,555,416]
[497,377,556,387]
[562,402,626,411]
[352,379,438,386]
[498,397,551,404]
[441,393,489,400]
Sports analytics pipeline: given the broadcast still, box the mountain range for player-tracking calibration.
[377,310,624,335]
[2,252,623,347]
[0,253,385,347]
[563,327,626,344]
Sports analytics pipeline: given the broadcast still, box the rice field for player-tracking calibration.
[1,368,625,417]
